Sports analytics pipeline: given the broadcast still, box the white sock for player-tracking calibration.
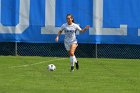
[73,55,77,63]
[70,56,74,66]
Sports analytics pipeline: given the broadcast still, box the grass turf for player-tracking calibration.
[0,56,140,93]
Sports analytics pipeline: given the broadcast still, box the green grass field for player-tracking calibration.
[0,56,140,93]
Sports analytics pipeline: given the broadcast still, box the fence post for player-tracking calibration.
[15,42,17,56]
[95,44,98,58]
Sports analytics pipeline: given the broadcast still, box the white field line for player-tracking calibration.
[9,58,67,68]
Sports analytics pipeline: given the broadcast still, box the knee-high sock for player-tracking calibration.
[70,56,74,66]
[73,55,77,63]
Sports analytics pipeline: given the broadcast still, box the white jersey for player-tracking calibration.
[60,23,82,43]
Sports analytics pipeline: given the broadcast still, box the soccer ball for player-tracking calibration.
[48,64,56,71]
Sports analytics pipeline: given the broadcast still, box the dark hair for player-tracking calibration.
[66,14,74,23]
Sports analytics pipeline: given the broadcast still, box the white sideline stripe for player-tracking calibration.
[9,58,66,68]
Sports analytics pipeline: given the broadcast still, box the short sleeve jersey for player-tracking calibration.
[60,23,82,43]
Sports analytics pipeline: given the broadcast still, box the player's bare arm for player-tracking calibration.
[55,30,63,42]
[80,25,90,32]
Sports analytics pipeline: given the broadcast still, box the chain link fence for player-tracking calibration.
[0,42,140,59]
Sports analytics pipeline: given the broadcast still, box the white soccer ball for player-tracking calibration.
[48,64,56,71]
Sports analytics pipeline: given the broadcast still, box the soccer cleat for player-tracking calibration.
[71,66,74,72]
[75,61,79,70]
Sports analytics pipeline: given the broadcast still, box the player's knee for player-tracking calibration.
[69,51,74,56]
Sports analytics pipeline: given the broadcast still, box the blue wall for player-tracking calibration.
[0,0,140,44]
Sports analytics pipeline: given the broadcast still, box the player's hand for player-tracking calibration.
[85,25,90,29]
[55,36,59,42]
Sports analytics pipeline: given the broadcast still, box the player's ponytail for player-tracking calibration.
[72,18,74,23]
[66,14,74,23]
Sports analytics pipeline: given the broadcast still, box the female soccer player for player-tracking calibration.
[55,14,90,71]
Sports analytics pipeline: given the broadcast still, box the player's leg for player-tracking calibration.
[64,42,74,71]
[69,43,77,56]
[69,43,79,70]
